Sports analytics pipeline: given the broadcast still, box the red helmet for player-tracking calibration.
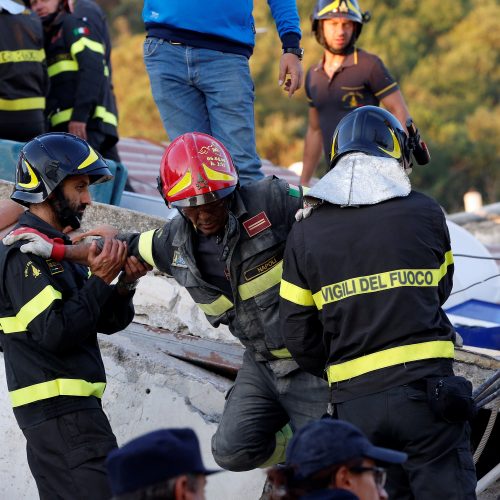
[157,132,238,208]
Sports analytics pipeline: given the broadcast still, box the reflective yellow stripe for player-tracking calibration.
[0,49,45,64]
[326,340,455,383]
[317,0,361,17]
[93,105,118,126]
[374,82,397,97]
[258,424,293,468]
[270,348,292,359]
[197,295,233,316]
[317,0,341,16]
[50,108,72,126]
[312,251,453,310]
[238,261,283,300]
[18,159,40,189]
[77,146,99,170]
[9,379,106,407]
[280,279,315,307]
[138,230,156,267]
[203,163,236,182]
[377,127,401,159]
[50,106,118,127]
[70,37,105,58]
[0,97,45,111]
[48,59,78,77]
[167,171,192,198]
[0,286,62,334]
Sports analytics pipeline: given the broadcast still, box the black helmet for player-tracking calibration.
[330,106,411,170]
[312,0,370,44]
[11,132,112,207]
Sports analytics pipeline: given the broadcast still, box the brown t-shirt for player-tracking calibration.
[305,48,399,159]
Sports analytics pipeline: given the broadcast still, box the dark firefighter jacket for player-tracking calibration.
[43,10,117,142]
[0,10,48,127]
[280,191,456,402]
[0,212,134,429]
[123,177,303,375]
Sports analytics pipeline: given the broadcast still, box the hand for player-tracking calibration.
[88,238,127,284]
[278,53,303,97]
[122,255,152,283]
[299,176,310,188]
[2,227,66,260]
[71,224,119,244]
[295,197,323,222]
[68,120,87,140]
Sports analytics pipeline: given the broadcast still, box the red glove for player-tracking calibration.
[2,227,66,261]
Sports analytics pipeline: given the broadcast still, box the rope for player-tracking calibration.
[473,405,498,464]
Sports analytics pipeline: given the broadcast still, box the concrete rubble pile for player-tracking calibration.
[0,180,499,498]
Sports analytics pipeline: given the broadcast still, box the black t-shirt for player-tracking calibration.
[195,232,233,299]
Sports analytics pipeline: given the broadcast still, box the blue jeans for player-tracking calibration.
[211,350,329,471]
[143,38,264,186]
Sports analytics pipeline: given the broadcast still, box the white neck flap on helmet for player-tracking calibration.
[307,152,411,207]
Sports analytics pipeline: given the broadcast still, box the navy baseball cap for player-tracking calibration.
[106,428,221,495]
[287,419,407,480]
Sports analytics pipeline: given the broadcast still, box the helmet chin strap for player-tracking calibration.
[49,186,82,230]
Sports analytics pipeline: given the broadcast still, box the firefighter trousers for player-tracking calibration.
[212,349,329,471]
[335,384,477,500]
[22,408,118,500]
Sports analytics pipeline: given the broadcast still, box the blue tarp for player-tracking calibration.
[446,299,500,350]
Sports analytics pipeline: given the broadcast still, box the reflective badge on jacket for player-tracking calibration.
[244,255,280,282]
[46,259,64,275]
[172,250,188,268]
[243,212,271,237]
[24,261,41,279]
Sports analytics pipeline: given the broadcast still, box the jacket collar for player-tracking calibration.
[19,211,72,243]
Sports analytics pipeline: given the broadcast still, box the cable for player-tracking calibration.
[450,273,500,295]
[476,389,500,409]
[473,371,500,400]
[454,254,500,261]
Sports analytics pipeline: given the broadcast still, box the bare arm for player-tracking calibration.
[0,200,25,238]
[300,107,323,187]
[381,90,411,132]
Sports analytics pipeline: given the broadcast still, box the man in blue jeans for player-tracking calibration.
[142,0,304,186]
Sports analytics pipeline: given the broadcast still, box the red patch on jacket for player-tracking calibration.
[51,28,63,44]
[243,212,271,237]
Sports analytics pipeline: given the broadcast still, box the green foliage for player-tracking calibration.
[108,0,499,211]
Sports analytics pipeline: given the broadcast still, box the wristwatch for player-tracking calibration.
[116,275,139,292]
[283,47,304,60]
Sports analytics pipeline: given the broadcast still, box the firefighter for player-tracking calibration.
[0,0,48,141]
[280,106,477,499]
[300,0,411,186]
[0,133,148,499]
[4,132,330,473]
[27,0,119,160]
[68,0,121,163]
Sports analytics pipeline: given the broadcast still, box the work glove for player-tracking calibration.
[295,196,323,222]
[2,227,66,261]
